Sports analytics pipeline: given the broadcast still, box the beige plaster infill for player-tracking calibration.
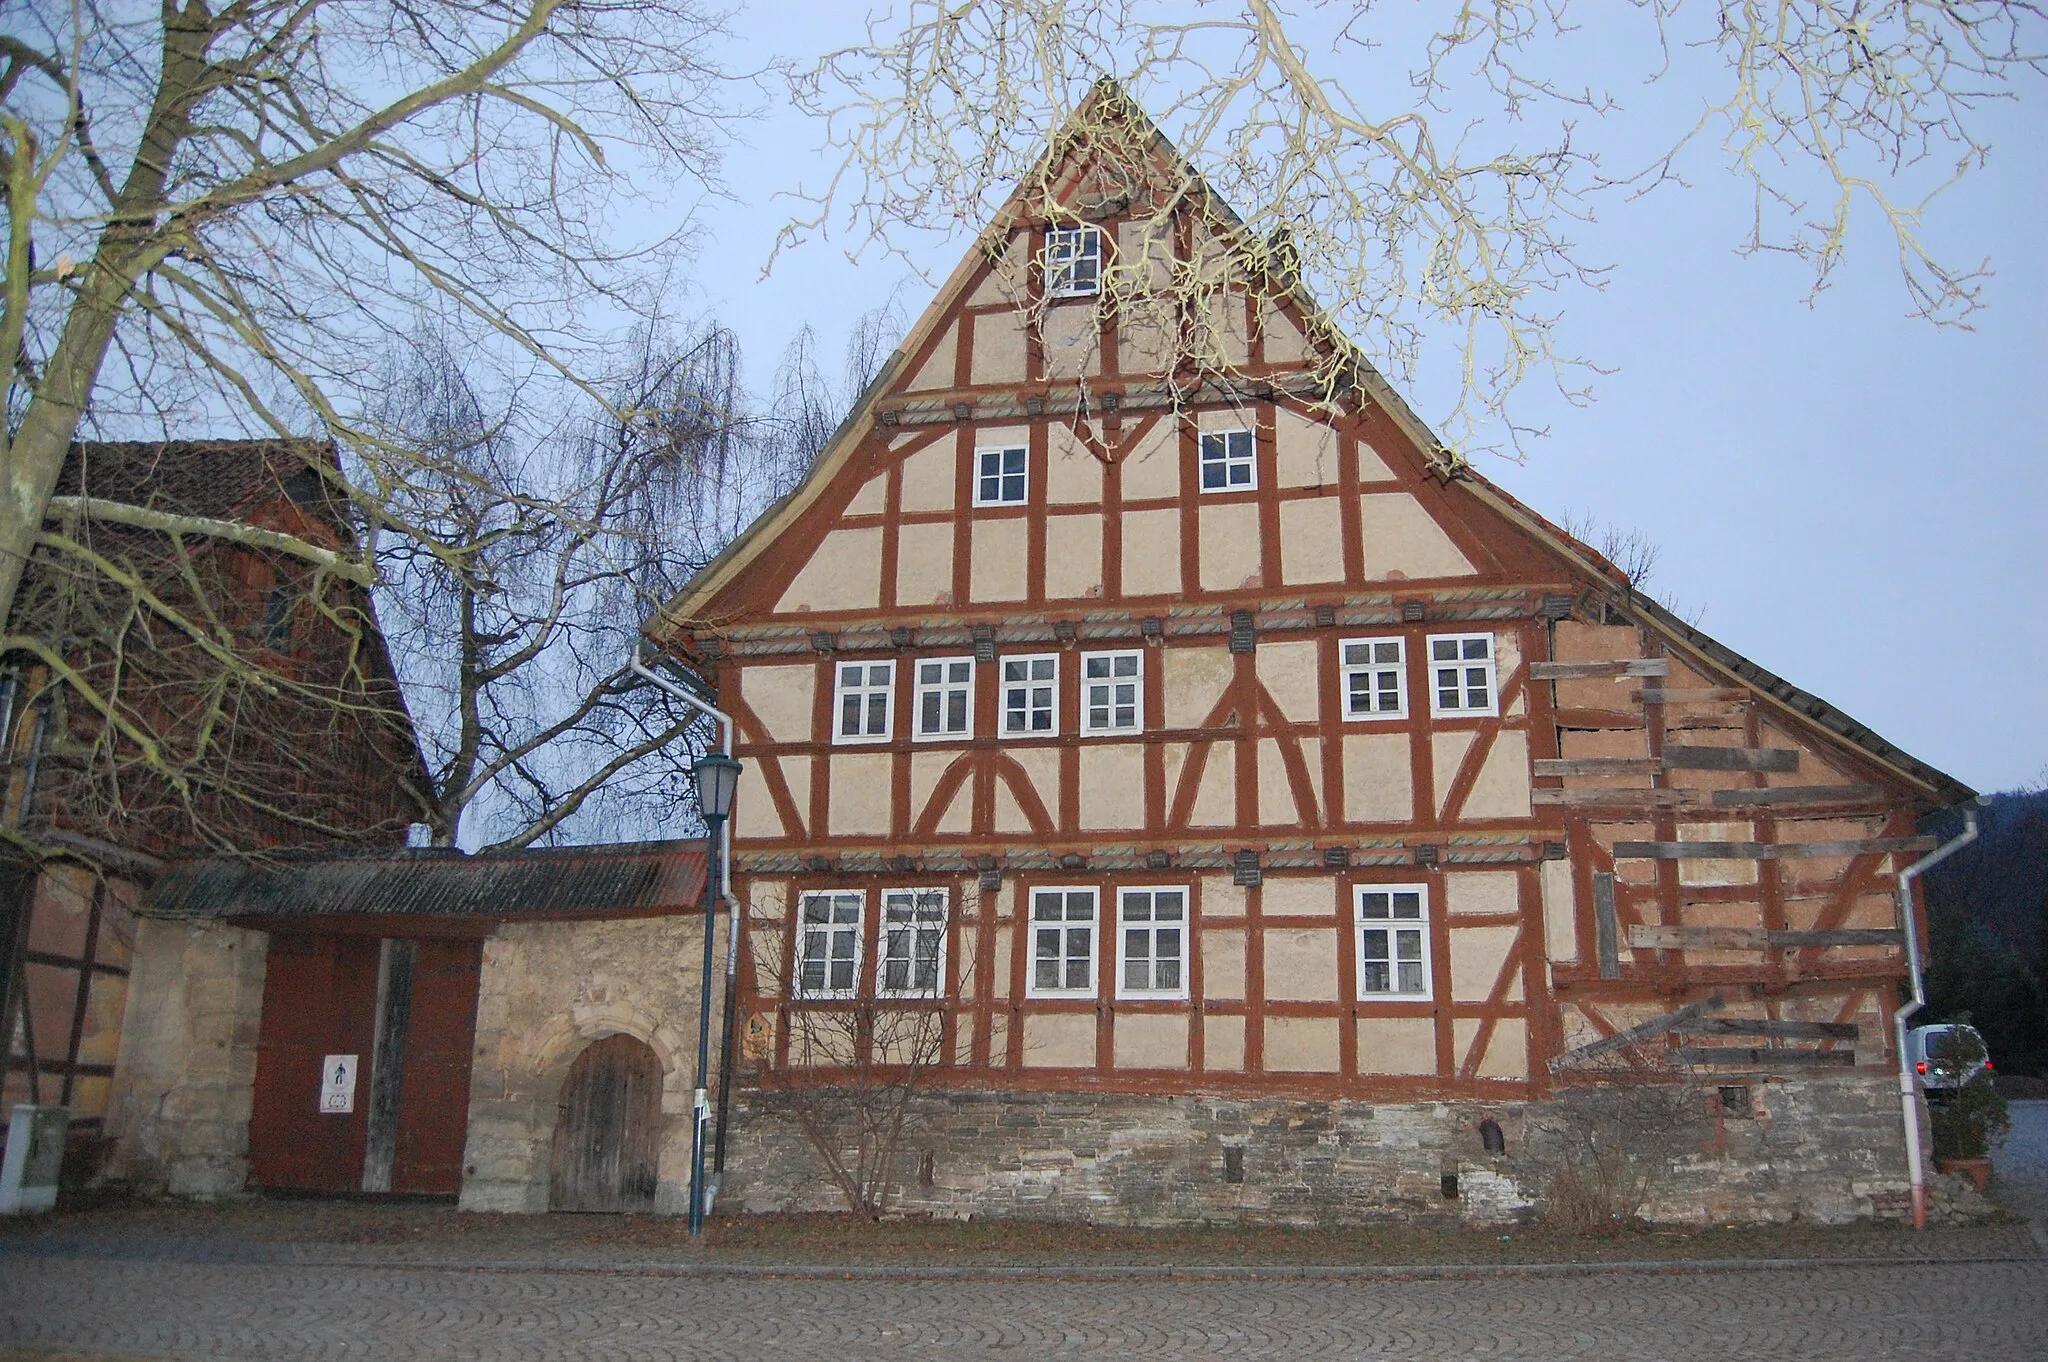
[896,521,956,607]
[1278,497,1345,584]
[739,664,816,746]
[1358,493,1475,580]
[775,526,883,614]
[1356,1017,1438,1075]
[898,439,958,515]
[1120,507,1183,598]
[1341,731,1414,823]
[1044,513,1105,600]
[1198,500,1262,591]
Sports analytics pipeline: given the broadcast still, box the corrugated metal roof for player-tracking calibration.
[147,840,709,922]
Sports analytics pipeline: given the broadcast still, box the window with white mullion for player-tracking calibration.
[833,659,895,743]
[1198,428,1256,492]
[1427,632,1497,717]
[1340,636,1407,720]
[1117,886,1188,999]
[914,657,975,741]
[795,891,864,999]
[1355,884,1431,1000]
[1081,650,1142,735]
[975,446,1028,506]
[1044,226,1102,297]
[1000,653,1059,737]
[877,888,948,998]
[1028,888,1098,997]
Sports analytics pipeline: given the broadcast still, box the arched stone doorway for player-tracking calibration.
[547,1034,663,1212]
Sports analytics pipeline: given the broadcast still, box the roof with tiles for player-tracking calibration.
[147,840,710,923]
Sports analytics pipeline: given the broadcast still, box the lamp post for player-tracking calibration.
[688,750,741,1238]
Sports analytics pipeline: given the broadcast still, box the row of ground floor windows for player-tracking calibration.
[791,884,1432,1004]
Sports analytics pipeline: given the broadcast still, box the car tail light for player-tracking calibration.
[1985,1060,1995,1071]
[1915,1062,1927,1074]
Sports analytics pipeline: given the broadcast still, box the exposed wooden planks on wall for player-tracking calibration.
[1529,660,1670,680]
[1628,925,1904,951]
[1611,837,1934,861]
[1662,745,1800,773]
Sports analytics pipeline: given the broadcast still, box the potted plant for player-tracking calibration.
[1928,1027,2010,1193]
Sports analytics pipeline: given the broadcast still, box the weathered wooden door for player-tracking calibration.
[548,1034,663,1213]
[390,937,484,1196]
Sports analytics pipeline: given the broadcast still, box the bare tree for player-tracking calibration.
[779,3,2045,458]
[1540,1048,1712,1229]
[0,0,736,653]
[744,884,979,1218]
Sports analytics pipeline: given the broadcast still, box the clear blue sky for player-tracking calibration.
[660,2,2046,799]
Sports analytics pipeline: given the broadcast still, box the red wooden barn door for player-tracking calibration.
[390,938,483,1195]
[248,933,380,1192]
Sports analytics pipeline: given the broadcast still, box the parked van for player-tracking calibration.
[1906,1023,1994,1096]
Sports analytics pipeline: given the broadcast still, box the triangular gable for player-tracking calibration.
[646,83,1971,813]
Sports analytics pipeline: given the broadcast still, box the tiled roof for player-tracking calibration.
[148,840,710,922]
[60,439,345,524]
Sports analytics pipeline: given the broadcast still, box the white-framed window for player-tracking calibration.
[1044,225,1102,297]
[795,890,864,999]
[974,445,1028,506]
[1081,650,1143,735]
[1198,428,1256,492]
[1428,633,1498,717]
[1117,886,1189,999]
[1355,884,1431,999]
[877,888,948,997]
[1000,653,1059,736]
[833,659,895,743]
[1340,636,1407,720]
[1028,888,1098,998]
[914,657,975,741]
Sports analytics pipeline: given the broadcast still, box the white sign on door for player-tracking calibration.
[320,1054,358,1114]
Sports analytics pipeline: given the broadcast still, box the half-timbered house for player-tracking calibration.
[652,88,1974,1225]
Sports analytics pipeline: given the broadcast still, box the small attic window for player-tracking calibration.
[1045,227,1101,298]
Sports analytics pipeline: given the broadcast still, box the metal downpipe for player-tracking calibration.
[1892,805,1980,1229]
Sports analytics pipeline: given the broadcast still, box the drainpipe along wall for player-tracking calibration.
[1893,804,1981,1230]
[627,646,743,1208]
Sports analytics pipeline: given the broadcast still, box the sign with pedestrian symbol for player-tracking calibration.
[320,1055,358,1114]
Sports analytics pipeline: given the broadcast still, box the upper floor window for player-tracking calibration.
[1000,654,1059,736]
[914,657,975,741]
[1428,633,1497,717]
[1356,884,1431,999]
[1341,636,1407,720]
[1045,226,1102,298]
[1081,650,1142,735]
[834,660,895,744]
[877,888,948,997]
[262,585,295,651]
[1117,886,1188,999]
[795,890,863,999]
[1199,428,1256,492]
[975,445,1028,507]
[1028,888,1098,998]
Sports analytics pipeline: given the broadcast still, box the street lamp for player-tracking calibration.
[688,750,741,1238]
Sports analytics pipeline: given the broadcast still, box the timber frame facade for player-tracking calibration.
[649,88,1972,1220]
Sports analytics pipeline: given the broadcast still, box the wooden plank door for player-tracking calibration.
[547,1034,663,1213]
[248,933,381,1192]
[390,937,483,1196]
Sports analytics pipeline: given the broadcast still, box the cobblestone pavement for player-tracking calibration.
[3,1253,2046,1361]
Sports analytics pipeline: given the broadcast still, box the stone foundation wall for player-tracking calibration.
[720,1074,1914,1227]
[102,919,269,1198]
[460,914,721,1214]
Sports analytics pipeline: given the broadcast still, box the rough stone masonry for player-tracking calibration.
[721,1074,1944,1227]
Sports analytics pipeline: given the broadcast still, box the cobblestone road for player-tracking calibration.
[3,1253,2045,1361]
